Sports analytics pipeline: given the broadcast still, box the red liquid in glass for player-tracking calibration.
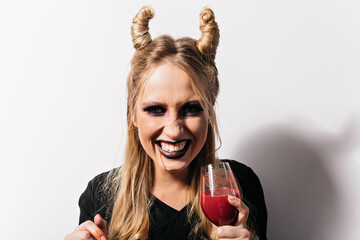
[200,188,241,226]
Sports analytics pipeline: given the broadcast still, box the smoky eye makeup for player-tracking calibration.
[141,101,204,117]
[143,105,166,116]
[179,101,204,116]
[142,102,167,116]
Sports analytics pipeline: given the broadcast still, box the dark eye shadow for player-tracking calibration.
[179,101,204,116]
[143,105,166,115]
[141,101,167,116]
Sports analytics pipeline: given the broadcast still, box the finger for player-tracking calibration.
[75,220,107,240]
[217,225,250,239]
[94,214,108,235]
[211,223,218,239]
[228,195,249,226]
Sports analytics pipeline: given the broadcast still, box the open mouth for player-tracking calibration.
[155,140,191,159]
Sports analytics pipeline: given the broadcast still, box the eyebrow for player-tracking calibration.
[183,100,202,105]
[141,101,166,108]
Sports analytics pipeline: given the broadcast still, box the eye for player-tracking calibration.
[143,106,166,116]
[179,103,204,116]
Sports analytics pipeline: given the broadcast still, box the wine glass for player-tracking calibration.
[200,162,241,226]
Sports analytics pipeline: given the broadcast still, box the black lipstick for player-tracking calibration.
[156,140,191,159]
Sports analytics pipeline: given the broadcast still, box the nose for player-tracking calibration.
[163,113,182,140]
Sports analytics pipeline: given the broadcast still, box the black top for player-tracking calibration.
[78,160,267,239]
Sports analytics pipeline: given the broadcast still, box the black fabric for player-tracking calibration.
[78,160,267,239]
[148,198,193,239]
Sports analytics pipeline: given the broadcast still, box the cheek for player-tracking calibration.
[186,116,209,143]
[136,114,163,143]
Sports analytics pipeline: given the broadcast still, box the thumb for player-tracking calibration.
[94,214,108,236]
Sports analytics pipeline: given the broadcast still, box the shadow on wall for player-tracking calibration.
[235,123,357,240]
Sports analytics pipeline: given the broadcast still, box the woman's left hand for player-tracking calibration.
[214,195,251,240]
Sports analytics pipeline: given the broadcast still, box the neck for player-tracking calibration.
[153,164,191,191]
[151,164,193,210]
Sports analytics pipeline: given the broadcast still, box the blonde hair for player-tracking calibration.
[106,6,220,240]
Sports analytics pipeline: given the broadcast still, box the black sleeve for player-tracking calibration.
[225,160,268,240]
[78,180,96,224]
[78,172,110,225]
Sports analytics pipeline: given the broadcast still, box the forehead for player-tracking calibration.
[140,63,199,103]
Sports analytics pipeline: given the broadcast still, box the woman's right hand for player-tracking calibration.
[65,214,107,240]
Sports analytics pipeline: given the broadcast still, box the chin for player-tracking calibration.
[158,155,193,173]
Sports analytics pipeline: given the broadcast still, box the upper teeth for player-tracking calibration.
[160,141,186,152]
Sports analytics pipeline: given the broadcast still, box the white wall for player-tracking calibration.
[0,0,359,239]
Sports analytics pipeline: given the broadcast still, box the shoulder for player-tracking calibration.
[221,159,250,170]
[78,168,119,224]
[221,159,256,178]
[83,167,121,199]
[220,159,264,199]
[79,171,111,207]
[88,171,111,190]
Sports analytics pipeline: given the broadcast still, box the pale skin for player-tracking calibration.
[65,214,107,240]
[65,63,252,239]
[215,196,251,240]
[134,63,209,211]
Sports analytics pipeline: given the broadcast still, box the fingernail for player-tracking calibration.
[101,236,106,240]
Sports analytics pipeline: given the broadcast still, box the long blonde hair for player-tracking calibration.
[106,6,220,240]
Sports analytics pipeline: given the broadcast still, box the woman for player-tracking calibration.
[65,6,267,240]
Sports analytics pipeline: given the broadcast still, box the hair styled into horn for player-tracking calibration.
[196,7,220,60]
[131,6,154,50]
